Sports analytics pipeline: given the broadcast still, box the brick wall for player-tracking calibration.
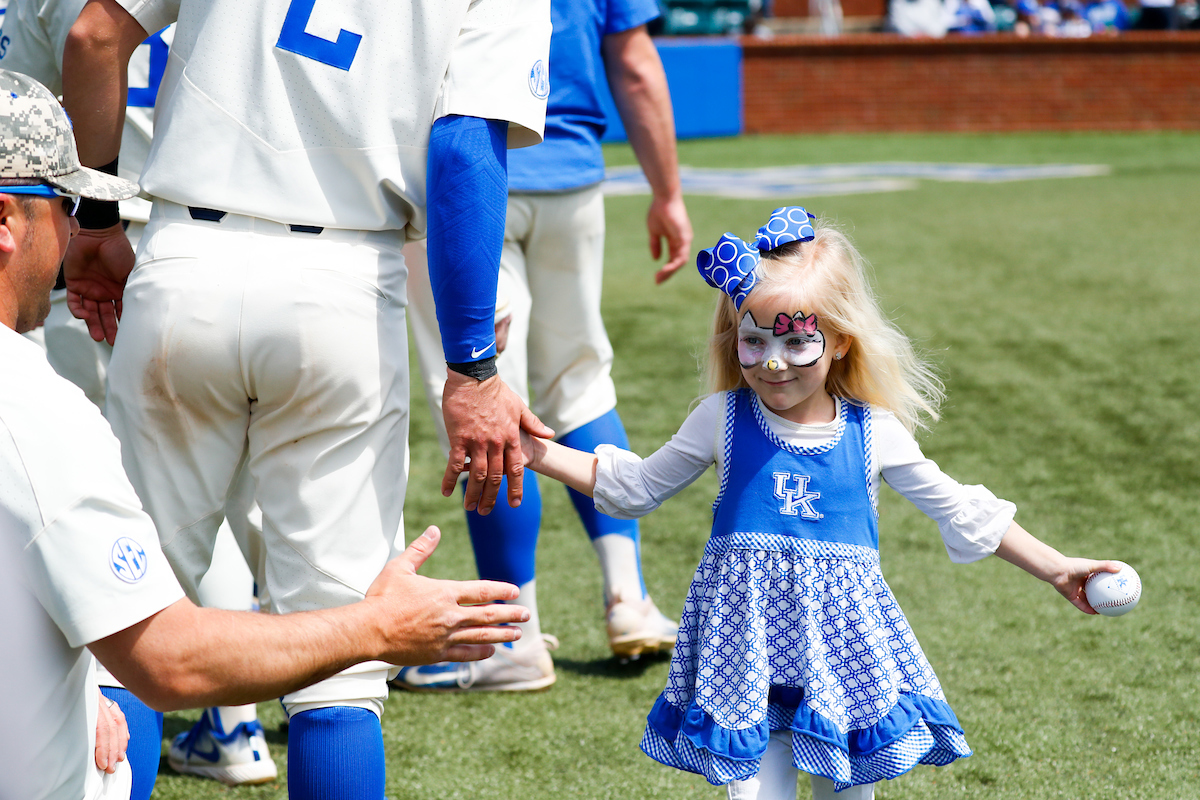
[742,32,1200,133]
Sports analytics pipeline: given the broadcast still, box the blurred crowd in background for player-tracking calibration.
[651,0,1199,37]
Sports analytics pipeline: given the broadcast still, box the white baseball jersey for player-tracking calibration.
[0,0,164,222]
[0,326,184,800]
[118,0,551,235]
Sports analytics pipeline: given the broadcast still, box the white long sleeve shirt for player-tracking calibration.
[594,392,1015,563]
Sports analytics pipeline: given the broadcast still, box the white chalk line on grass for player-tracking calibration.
[602,163,1111,199]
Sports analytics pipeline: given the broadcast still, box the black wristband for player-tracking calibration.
[76,158,121,230]
[447,356,499,382]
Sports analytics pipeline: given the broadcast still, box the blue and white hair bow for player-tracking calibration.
[697,206,817,310]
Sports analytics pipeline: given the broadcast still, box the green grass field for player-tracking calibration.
[152,131,1200,799]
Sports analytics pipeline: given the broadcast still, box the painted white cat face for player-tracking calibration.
[737,309,826,371]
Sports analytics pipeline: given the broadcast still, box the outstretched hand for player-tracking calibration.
[64,224,135,345]
[365,526,530,665]
[441,371,554,514]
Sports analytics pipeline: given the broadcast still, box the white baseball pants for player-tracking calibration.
[106,202,409,716]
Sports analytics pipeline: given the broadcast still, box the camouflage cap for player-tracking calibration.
[0,69,139,201]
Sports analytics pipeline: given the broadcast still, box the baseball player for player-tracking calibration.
[61,0,550,796]
[0,6,273,791]
[398,0,693,691]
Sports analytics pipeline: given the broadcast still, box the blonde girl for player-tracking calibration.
[521,207,1121,800]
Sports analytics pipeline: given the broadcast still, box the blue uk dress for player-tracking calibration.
[639,390,972,790]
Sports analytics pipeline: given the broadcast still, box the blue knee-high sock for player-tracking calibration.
[100,687,162,800]
[464,473,541,587]
[558,410,640,543]
[288,707,384,800]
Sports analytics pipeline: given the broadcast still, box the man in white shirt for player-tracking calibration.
[0,69,530,800]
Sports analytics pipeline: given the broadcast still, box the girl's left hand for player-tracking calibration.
[1049,558,1124,614]
[993,523,1125,615]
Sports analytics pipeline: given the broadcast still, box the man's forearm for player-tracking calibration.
[90,598,384,711]
[426,114,508,370]
[90,529,528,711]
[63,0,147,166]
[603,26,682,204]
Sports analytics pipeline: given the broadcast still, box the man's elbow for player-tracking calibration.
[65,0,146,68]
[66,7,120,60]
[109,664,215,712]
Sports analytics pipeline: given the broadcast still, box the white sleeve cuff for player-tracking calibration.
[937,485,1017,564]
[117,0,179,39]
[593,444,659,519]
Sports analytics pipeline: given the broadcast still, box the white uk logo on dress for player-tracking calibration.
[773,473,822,519]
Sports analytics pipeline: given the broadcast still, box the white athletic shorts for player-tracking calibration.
[106,201,410,716]
[408,183,616,447]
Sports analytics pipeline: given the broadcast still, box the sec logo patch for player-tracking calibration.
[529,60,549,99]
[111,537,149,583]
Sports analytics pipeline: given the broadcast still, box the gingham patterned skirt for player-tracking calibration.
[640,533,971,790]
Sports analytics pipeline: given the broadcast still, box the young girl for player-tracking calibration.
[521,207,1122,800]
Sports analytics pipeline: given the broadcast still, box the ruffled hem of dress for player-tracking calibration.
[640,691,972,789]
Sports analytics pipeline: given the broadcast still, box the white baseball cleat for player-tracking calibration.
[167,709,278,786]
[607,595,678,660]
[390,634,558,692]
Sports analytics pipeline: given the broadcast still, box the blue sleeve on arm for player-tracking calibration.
[426,115,509,365]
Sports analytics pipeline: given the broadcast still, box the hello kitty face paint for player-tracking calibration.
[737,310,826,371]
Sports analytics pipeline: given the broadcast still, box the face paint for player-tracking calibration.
[737,310,826,370]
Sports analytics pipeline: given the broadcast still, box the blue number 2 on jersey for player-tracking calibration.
[127,28,170,108]
[276,0,362,71]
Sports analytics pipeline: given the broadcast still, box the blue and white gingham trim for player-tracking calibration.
[705,531,880,563]
[711,390,739,516]
[752,395,848,456]
[862,403,878,515]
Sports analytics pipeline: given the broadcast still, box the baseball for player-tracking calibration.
[1085,562,1141,617]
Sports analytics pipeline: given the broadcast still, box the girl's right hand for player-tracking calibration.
[515,431,599,497]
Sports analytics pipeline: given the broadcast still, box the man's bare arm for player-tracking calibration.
[88,527,528,711]
[61,0,148,344]
[602,24,692,284]
[63,0,145,165]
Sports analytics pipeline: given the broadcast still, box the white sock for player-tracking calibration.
[210,704,258,734]
[591,534,645,605]
[508,579,543,649]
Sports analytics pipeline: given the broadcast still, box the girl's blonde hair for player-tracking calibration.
[705,219,944,433]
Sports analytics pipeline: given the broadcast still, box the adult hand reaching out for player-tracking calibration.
[366,526,530,664]
[64,223,135,345]
[441,371,554,515]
